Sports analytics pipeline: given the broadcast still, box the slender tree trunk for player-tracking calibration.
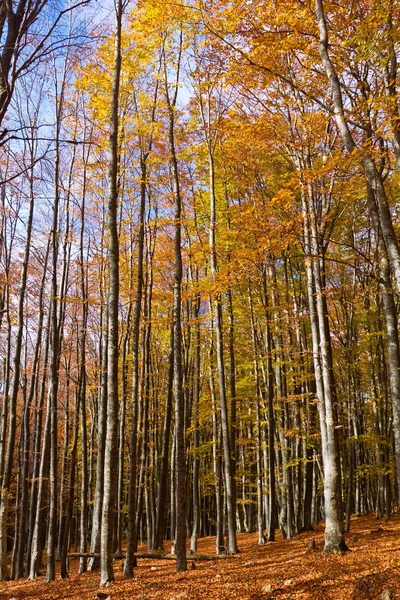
[79,196,89,575]
[208,151,236,554]
[45,92,63,583]
[16,238,49,577]
[248,281,265,544]
[261,273,277,542]
[155,327,174,550]
[89,303,108,570]
[169,95,187,575]
[100,0,122,585]
[210,338,223,553]
[26,307,50,578]
[190,283,201,554]
[0,152,37,579]
[61,389,80,578]
[115,323,129,555]
[124,159,147,577]
[28,373,51,579]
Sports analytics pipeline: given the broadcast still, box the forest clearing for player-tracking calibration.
[1,513,400,600]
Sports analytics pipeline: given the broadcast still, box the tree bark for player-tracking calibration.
[124,159,147,577]
[100,0,122,586]
[208,151,237,554]
[190,281,201,554]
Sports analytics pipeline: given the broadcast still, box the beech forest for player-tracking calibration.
[2,1,400,598]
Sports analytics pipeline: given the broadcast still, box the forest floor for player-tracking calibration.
[1,513,400,600]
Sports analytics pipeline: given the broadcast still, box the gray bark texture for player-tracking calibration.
[100,0,122,586]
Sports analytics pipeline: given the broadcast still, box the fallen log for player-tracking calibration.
[163,553,232,560]
[67,552,233,561]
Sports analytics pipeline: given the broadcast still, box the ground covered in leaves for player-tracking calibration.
[2,513,400,600]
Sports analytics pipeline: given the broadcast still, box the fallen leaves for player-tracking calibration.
[2,513,400,599]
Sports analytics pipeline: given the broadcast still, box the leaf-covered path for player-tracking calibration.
[1,513,400,600]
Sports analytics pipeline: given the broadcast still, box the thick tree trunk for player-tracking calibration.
[315,0,400,294]
[377,233,400,498]
[309,190,346,552]
[300,178,346,552]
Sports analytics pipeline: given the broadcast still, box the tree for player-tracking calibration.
[99,0,123,587]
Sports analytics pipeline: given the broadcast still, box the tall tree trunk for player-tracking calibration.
[161,27,187,572]
[208,150,237,554]
[124,159,147,577]
[154,327,174,550]
[0,148,37,579]
[60,388,80,578]
[100,0,122,585]
[302,180,347,553]
[261,272,277,542]
[190,280,201,554]
[26,308,51,578]
[210,337,223,553]
[79,192,89,575]
[28,373,51,579]
[248,281,265,544]
[45,80,64,583]
[89,302,108,570]
[316,0,400,293]
[169,91,187,575]
[16,237,50,578]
